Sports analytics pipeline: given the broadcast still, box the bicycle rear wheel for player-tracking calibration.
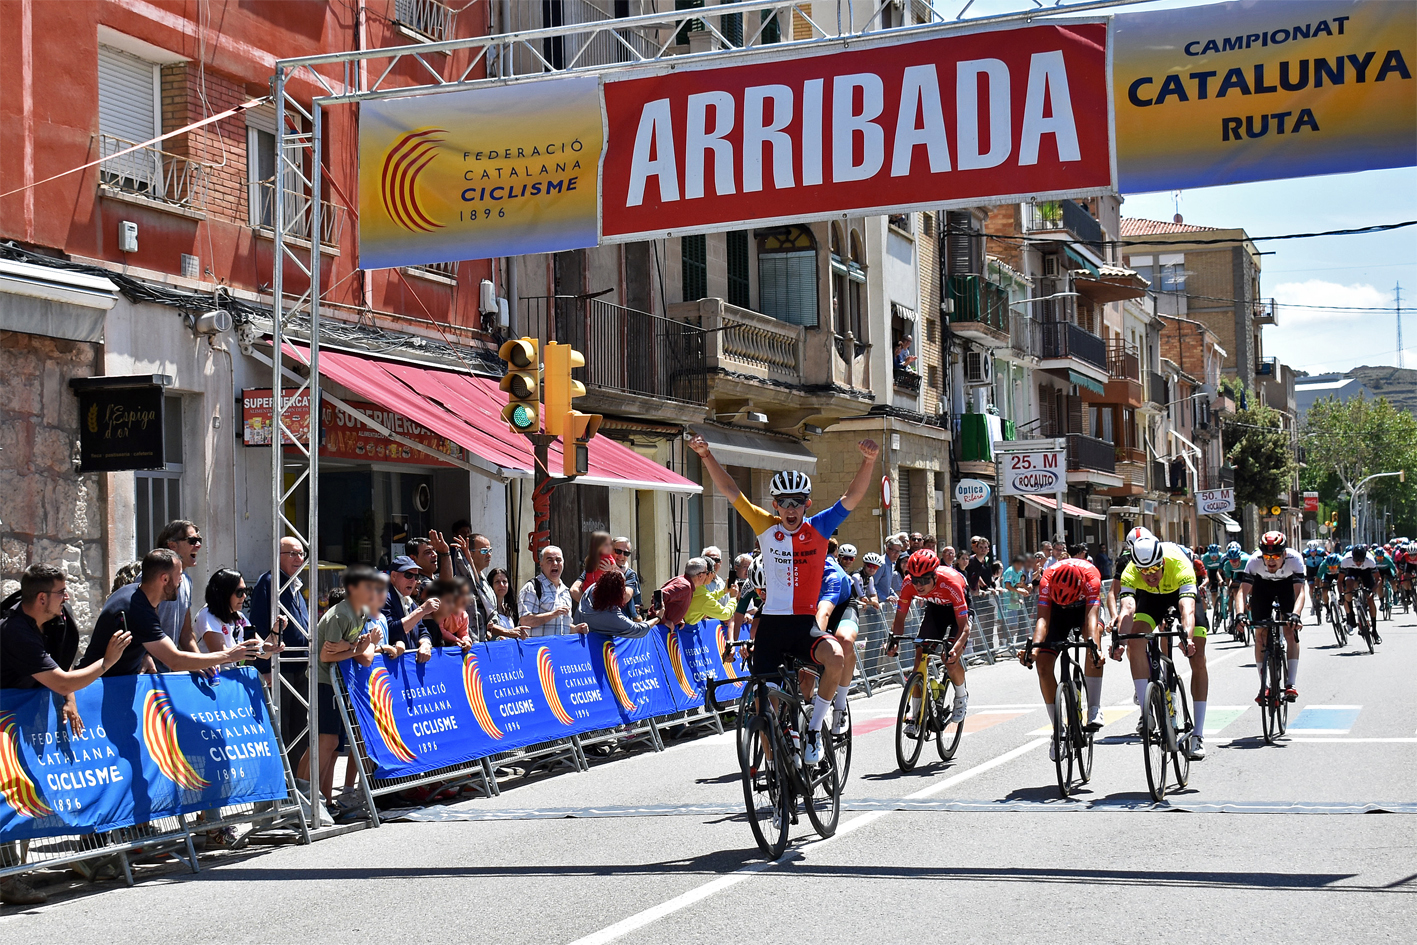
[1052,678,1075,797]
[1142,681,1169,802]
[803,730,840,839]
[741,716,790,858]
[895,672,928,772]
[934,671,965,762]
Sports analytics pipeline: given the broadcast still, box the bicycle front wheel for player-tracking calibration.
[803,730,841,839]
[895,672,928,772]
[1071,665,1095,784]
[1331,606,1348,648]
[934,672,965,762]
[1356,603,1374,654]
[1142,681,1169,802]
[1052,677,1075,797]
[741,715,790,859]
[832,698,853,783]
[734,680,762,772]
[1170,674,1193,789]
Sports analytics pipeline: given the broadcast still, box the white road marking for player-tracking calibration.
[565,737,1048,945]
[1216,737,1417,745]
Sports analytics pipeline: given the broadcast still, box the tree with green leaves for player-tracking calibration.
[1301,395,1417,540]
[1225,389,1298,522]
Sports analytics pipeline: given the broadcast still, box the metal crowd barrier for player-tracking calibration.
[0,677,309,889]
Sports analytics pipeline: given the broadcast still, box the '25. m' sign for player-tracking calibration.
[999,448,1066,496]
[599,21,1112,241]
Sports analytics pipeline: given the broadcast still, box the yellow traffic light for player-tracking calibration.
[562,410,603,477]
[542,341,586,437]
[498,337,540,434]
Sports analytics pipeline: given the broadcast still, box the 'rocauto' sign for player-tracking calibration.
[998,447,1066,496]
[1196,488,1236,514]
[601,21,1111,240]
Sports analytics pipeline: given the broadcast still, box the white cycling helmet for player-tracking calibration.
[838,543,858,558]
[749,555,766,589]
[769,469,812,497]
[1126,526,1155,545]
[862,552,885,567]
[1129,533,1165,569]
[1226,540,1243,555]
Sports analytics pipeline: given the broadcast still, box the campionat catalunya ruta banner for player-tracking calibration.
[601,21,1113,240]
[358,75,604,269]
[1113,0,1416,192]
[340,621,749,779]
[0,669,287,842]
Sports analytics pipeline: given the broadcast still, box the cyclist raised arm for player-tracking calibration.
[689,433,880,513]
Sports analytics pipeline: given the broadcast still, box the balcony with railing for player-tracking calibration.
[1147,370,1170,408]
[1257,356,1278,377]
[1111,451,1149,495]
[523,295,708,408]
[1040,321,1108,376]
[1066,434,1117,474]
[1022,198,1105,251]
[1254,298,1277,325]
[671,298,802,388]
[1011,313,1042,360]
[393,0,454,42]
[249,180,348,248]
[946,274,1011,347]
[893,367,922,395]
[1099,341,1143,406]
[97,134,210,215]
[1198,466,1236,491]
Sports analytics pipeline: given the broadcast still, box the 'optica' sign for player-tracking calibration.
[955,479,992,510]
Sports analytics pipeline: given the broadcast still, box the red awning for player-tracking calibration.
[1019,494,1106,521]
[287,345,701,494]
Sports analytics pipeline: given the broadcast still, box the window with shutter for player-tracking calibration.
[726,230,750,308]
[757,226,818,327]
[1066,394,1084,435]
[945,210,979,278]
[681,234,707,302]
[896,469,913,535]
[98,46,160,190]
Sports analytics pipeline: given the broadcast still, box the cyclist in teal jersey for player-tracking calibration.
[1220,544,1249,617]
[1201,544,1224,598]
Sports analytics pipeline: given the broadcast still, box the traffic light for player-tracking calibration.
[562,410,603,477]
[542,341,586,437]
[498,337,540,434]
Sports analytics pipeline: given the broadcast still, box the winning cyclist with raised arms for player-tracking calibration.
[689,433,880,766]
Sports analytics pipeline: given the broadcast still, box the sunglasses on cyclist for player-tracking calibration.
[910,573,935,586]
[1138,563,1165,575]
[1261,553,1284,561]
[775,495,808,510]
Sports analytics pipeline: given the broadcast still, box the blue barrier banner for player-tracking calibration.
[674,620,749,703]
[0,669,287,842]
[340,626,749,779]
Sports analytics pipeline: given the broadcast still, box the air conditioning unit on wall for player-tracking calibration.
[963,350,992,387]
[1043,255,1062,279]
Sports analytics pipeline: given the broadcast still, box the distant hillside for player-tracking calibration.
[1348,366,1417,413]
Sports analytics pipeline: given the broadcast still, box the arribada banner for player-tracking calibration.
[1114,0,1416,192]
[358,76,604,269]
[339,622,747,779]
[0,669,287,842]
[601,22,1113,240]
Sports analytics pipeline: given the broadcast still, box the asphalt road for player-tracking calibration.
[6,609,1416,943]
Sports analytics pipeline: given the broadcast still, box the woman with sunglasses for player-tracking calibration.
[196,569,284,669]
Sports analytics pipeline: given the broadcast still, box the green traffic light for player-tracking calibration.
[510,404,535,430]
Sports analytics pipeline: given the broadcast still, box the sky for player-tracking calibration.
[947,0,1417,375]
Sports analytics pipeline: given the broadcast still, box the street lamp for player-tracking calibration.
[1010,291,1079,308]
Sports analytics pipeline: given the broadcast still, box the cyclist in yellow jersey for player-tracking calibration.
[1110,528,1207,759]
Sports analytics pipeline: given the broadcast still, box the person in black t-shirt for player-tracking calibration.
[964,538,997,593]
[81,550,259,676]
[1,565,131,705]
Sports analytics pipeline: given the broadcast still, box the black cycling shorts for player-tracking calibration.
[1305,565,1318,580]
[1345,568,1378,591]
[917,602,963,646]
[825,599,859,636]
[1039,603,1087,652]
[1127,589,1203,633]
[752,614,826,676]
[1249,578,1299,622]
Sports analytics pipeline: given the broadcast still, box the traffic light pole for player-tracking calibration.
[526,433,583,556]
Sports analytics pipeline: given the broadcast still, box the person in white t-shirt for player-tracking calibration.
[196,569,283,670]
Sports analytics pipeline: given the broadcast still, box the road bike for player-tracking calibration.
[1022,635,1099,798]
[1327,582,1348,648]
[709,657,841,859]
[1379,577,1394,623]
[1211,578,1229,636]
[1247,613,1295,745]
[888,635,965,772]
[1112,625,1193,802]
[1349,584,1377,655]
[726,639,852,783]
[1309,578,1326,625]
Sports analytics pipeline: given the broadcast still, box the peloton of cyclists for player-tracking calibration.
[688,433,880,766]
[1235,531,1308,705]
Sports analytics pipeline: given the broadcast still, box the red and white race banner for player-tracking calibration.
[601,21,1113,241]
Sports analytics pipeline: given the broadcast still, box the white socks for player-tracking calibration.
[1045,702,1058,726]
[1133,677,1148,706]
[1084,675,1103,711]
[1287,660,1299,687]
[832,688,848,712]
[809,696,831,732]
[1193,700,1207,735]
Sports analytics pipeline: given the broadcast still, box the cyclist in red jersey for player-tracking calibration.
[1021,552,1106,752]
[887,550,971,732]
[689,433,880,766]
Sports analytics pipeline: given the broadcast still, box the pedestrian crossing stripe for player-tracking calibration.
[1201,706,1248,735]
[1032,706,1134,735]
[1289,704,1362,734]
